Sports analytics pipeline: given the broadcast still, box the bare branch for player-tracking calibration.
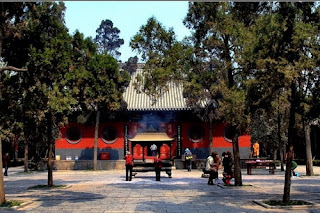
[0,66,27,72]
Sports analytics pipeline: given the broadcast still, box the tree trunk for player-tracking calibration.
[283,144,294,203]
[277,104,284,171]
[0,137,6,203]
[47,112,53,187]
[0,24,3,59]
[304,119,314,176]
[93,110,100,171]
[273,148,278,160]
[24,140,28,172]
[223,35,234,88]
[208,119,214,154]
[232,131,242,186]
[312,125,318,156]
[283,81,297,203]
[279,144,285,171]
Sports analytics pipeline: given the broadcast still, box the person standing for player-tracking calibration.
[184,148,193,171]
[222,151,233,185]
[252,141,260,158]
[223,151,233,175]
[154,153,162,181]
[123,151,133,181]
[150,144,157,156]
[3,153,9,176]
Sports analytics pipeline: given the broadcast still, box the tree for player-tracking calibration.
[94,19,124,58]
[0,2,35,72]
[130,5,256,186]
[24,2,75,187]
[88,54,129,170]
[130,17,191,102]
[0,68,24,203]
[184,2,263,186]
[249,94,289,166]
[243,2,320,203]
[0,2,38,203]
[69,31,130,170]
[293,2,320,176]
[123,56,138,74]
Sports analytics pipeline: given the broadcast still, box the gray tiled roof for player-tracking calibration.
[123,69,189,111]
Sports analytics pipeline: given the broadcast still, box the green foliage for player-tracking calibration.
[263,200,312,206]
[130,17,192,101]
[94,19,124,58]
[244,2,320,143]
[26,3,75,115]
[0,71,23,140]
[0,2,36,67]
[85,54,128,110]
[130,17,175,61]
[122,56,138,74]
[66,30,130,126]
[0,0,131,187]
[18,2,74,162]
[183,2,256,134]
[0,200,23,207]
[28,184,66,189]
[218,84,249,131]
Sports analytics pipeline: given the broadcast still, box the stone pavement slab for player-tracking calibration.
[1,165,320,212]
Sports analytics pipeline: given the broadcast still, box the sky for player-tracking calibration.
[64,1,191,62]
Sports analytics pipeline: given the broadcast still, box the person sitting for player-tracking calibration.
[205,151,221,185]
[291,160,299,177]
[285,151,299,177]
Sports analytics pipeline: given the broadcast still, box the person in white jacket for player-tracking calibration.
[206,152,221,185]
[150,144,157,156]
[184,148,193,171]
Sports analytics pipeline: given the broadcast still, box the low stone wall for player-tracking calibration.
[53,160,126,170]
[175,159,207,170]
[53,159,206,170]
[176,159,250,170]
[40,158,249,170]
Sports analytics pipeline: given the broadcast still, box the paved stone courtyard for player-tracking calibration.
[2,165,320,212]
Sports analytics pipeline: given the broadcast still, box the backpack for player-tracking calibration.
[205,156,213,171]
[185,155,193,160]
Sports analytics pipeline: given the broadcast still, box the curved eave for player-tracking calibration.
[129,133,174,142]
[126,107,191,111]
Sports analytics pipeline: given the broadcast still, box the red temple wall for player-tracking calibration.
[55,122,125,149]
[56,122,251,150]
